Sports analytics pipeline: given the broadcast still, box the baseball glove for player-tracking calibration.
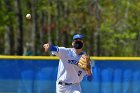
[78,54,91,71]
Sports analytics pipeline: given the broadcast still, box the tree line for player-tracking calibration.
[0,0,140,56]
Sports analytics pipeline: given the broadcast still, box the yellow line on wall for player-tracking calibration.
[0,55,140,60]
[91,57,140,60]
[0,55,58,60]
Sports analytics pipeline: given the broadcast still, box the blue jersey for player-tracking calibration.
[52,47,87,83]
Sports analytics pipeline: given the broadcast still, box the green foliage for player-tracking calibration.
[0,0,140,56]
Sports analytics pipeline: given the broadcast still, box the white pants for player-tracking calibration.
[56,82,82,93]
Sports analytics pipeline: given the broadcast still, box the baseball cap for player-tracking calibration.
[73,34,84,40]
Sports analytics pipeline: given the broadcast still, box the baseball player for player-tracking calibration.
[43,34,93,93]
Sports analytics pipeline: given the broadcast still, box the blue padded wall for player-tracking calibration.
[0,59,139,93]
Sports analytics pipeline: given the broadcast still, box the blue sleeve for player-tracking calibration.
[49,45,58,51]
[51,47,68,57]
[86,74,93,82]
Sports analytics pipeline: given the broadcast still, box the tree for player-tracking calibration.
[15,0,23,55]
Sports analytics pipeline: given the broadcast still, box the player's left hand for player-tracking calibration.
[78,54,91,71]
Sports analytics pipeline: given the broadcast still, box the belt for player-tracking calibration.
[58,81,72,85]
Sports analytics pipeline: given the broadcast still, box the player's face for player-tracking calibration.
[72,39,84,49]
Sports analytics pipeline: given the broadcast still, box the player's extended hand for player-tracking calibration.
[43,43,50,52]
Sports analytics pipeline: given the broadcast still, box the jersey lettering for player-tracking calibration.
[68,60,77,65]
[78,71,82,76]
